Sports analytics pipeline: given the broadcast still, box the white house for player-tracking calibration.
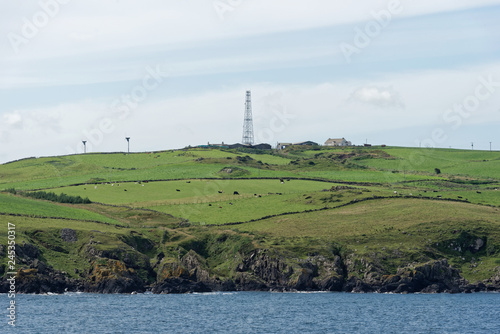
[324,138,352,147]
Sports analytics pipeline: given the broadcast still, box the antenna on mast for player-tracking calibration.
[242,91,254,145]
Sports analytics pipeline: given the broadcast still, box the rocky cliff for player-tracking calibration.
[2,239,499,294]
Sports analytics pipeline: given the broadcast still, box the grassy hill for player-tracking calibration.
[1,146,499,293]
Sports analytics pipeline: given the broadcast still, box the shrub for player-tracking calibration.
[5,188,17,194]
[22,191,91,204]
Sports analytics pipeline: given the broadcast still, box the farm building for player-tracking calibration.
[277,143,293,150]
[228,143,247,149]
[293,141,319,146]
[324,138,352,147]
[229,143,271,150]
[252,143,272,150]
[277,141,318,150]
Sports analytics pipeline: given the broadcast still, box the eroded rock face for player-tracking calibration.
[61,228,78,243]
[15,242,40,262]
[1,240,499,294]
[464,266,500,292]
[379,259,464,293]
[0,243,77,293]
[314,255,345,291]
[237,249,294,287]
[84,259,145,294]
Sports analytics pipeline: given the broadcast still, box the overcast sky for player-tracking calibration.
[1,0,500,163]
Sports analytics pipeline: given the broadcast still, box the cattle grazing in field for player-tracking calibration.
[176,189,181,192]
[233,191,239,195]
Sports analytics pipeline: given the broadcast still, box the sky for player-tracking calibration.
[1,0,500,163]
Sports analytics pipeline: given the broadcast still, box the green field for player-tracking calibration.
[52,179,335,204]
[354,147,500,179]
[0,193,119,224]
[232,198,499,240]
[0,149,292,190]
[1,145,499,287]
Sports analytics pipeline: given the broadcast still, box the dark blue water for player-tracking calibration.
[2,292,499,333]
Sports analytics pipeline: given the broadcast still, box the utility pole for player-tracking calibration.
[126,137,130,154]
[82,141,87,154]
[471,142,474,150]
[490,142,492,152]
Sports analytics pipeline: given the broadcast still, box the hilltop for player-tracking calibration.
[1,146,499,293]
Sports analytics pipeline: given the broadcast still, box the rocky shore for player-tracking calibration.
[1,243,499,294]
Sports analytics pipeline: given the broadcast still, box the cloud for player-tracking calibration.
[1,63,500,164]
[2,0,499,61]
[350,86,405,108]
[3,112,23,127]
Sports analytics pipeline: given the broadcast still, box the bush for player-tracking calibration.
[22,191,91,204]
[5,188,17,194]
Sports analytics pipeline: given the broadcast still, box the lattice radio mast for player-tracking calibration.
[242,90,254,145]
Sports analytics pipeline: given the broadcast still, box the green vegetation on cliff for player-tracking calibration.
[1,146,499,292]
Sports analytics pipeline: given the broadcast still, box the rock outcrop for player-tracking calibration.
[1,242,499,294]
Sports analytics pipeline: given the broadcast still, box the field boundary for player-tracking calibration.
[0,212,127,228]
[209,195,474,227]
[30,177,384,191]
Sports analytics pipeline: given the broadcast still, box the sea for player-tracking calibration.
[2,292,499,333]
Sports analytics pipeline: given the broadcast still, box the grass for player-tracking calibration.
[224,198,500,279]
[355,147,500,179]
[230,198,500,239]
[0,193,120,224]
[51,179,336,205]
[1,145,499,285]
[0,215,136,278]
[0,149,291,190]
[150,193,319,225]
[50,180,394,225]
[298,169,441,183]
